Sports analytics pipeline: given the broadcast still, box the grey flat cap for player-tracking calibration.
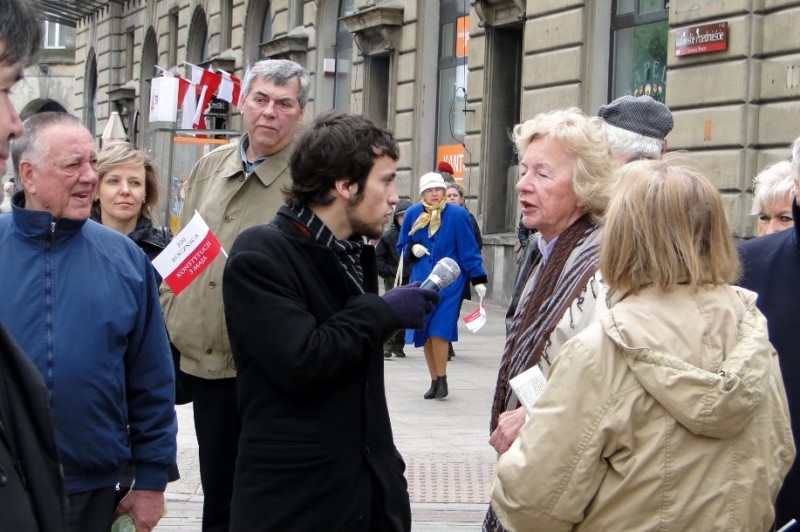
[598,95,674,140]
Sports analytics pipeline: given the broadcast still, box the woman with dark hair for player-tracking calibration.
[492,158,794,530]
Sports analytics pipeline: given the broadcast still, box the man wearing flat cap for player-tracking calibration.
[598,95,674,163]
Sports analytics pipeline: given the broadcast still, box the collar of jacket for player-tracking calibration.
[271,206,379,294]
[216,135,291,189]
[10,192,87,246]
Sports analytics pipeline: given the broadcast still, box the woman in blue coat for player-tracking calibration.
[398,172,487,399]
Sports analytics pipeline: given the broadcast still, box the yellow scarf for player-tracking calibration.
[408,197,448,237]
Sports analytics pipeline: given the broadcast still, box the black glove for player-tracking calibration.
[381,281,440,329]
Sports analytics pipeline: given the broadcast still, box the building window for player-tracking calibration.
[333,0,355,113]
[221,0,232,51]
[261,5,273,44]
[168,10,179,67]
[288,0,303,29]
[610,0,669,102]
[125,29,135,81]
[435,1,469,178]
[187,8,209,64]
[43,21,75,50]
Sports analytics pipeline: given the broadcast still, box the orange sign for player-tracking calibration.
[437,144,465,179]
[456,16,469,58]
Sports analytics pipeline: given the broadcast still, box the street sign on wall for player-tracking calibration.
[675,22,728,57]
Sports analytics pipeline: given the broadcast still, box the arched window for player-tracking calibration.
[333,0,355,112]
[610,0,669,102]
[140,28,158,144]
[187,7,209,64]
[220,0,233,51]
[244,1,271,68]
[85,50,98,137]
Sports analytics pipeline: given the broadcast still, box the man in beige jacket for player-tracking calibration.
[161,59,309,532]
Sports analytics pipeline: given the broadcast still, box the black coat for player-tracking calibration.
[737,201,800,527]
[0,323,67,532]
[223,208,411,532]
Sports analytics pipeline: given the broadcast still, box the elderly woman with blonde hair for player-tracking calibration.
[751,160,795,236]
[484,108,616,531]
[491,159,795,531]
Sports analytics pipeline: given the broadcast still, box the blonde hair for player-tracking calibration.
[93,143,161,224]
[750,160,794,215]
[600,158,740,297]
[512,108,616,223]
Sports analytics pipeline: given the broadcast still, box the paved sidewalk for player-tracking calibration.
[156,299,507,530]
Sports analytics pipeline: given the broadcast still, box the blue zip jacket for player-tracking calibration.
[0,196,177,494]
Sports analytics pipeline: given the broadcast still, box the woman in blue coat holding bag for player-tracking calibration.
[398,172,487,399]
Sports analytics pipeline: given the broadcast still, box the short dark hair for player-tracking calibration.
[0,0,42,66]
[286,110,399,208]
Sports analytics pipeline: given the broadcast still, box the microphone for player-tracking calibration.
[420,257,461,291]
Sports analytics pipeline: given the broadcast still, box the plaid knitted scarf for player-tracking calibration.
[490,215,598,432]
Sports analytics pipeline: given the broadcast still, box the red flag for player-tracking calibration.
[217,69,242,107]
[152,211,223,295]
[193,68,222,128]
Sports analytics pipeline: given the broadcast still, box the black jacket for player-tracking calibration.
[0,322,67,532]
[223,207,411,532]
[737,200,800,527]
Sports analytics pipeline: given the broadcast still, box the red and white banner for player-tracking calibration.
[149,74,179,122]
[153,211,223,295]
[217,69,242,107]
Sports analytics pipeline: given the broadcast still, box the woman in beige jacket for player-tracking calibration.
[491,159,795,531]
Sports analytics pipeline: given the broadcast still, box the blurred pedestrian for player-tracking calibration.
[749,160,794,236]
[398,172,487,399]
[437,160,456,183]
[0,180,13,212]
[598,94,673,163]
[485,108,615,531]
[738,137,800,528]
[492,158,794,531]
[445,182,482,359]
[0,1,68,530]
[1,111,177,532]
[376,198,412,358]
[161,59,309,531]
[223,110,437,532]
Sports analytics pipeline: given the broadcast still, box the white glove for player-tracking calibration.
[474,283,487,300]
[411,244,430,258]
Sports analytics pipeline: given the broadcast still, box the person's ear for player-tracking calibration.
[333,178,353,200]
[18,160,35,195]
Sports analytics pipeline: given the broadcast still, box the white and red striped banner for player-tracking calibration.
[153,211,223,295]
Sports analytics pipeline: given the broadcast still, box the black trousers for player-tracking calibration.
[189,375,241,532]
[67,487,116,532]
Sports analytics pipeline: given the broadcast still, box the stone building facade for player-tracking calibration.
[58,0,800,304]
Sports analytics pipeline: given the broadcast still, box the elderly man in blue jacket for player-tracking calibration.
[0,111,178,532]
[738,136,800,529]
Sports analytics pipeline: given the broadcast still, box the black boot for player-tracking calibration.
[423,379,438,399]
[435,375,448,399]
[448,342,455,361]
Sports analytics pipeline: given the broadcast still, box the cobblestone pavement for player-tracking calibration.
[156,299,506,530]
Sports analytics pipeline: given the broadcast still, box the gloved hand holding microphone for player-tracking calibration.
[381,258,462,329]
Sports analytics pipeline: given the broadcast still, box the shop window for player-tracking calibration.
[610,0,669,102]
[435,0,469,179]
[333,0,355,113]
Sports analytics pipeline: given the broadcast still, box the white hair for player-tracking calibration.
[750,160,794,215]
[603,122,665,161]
